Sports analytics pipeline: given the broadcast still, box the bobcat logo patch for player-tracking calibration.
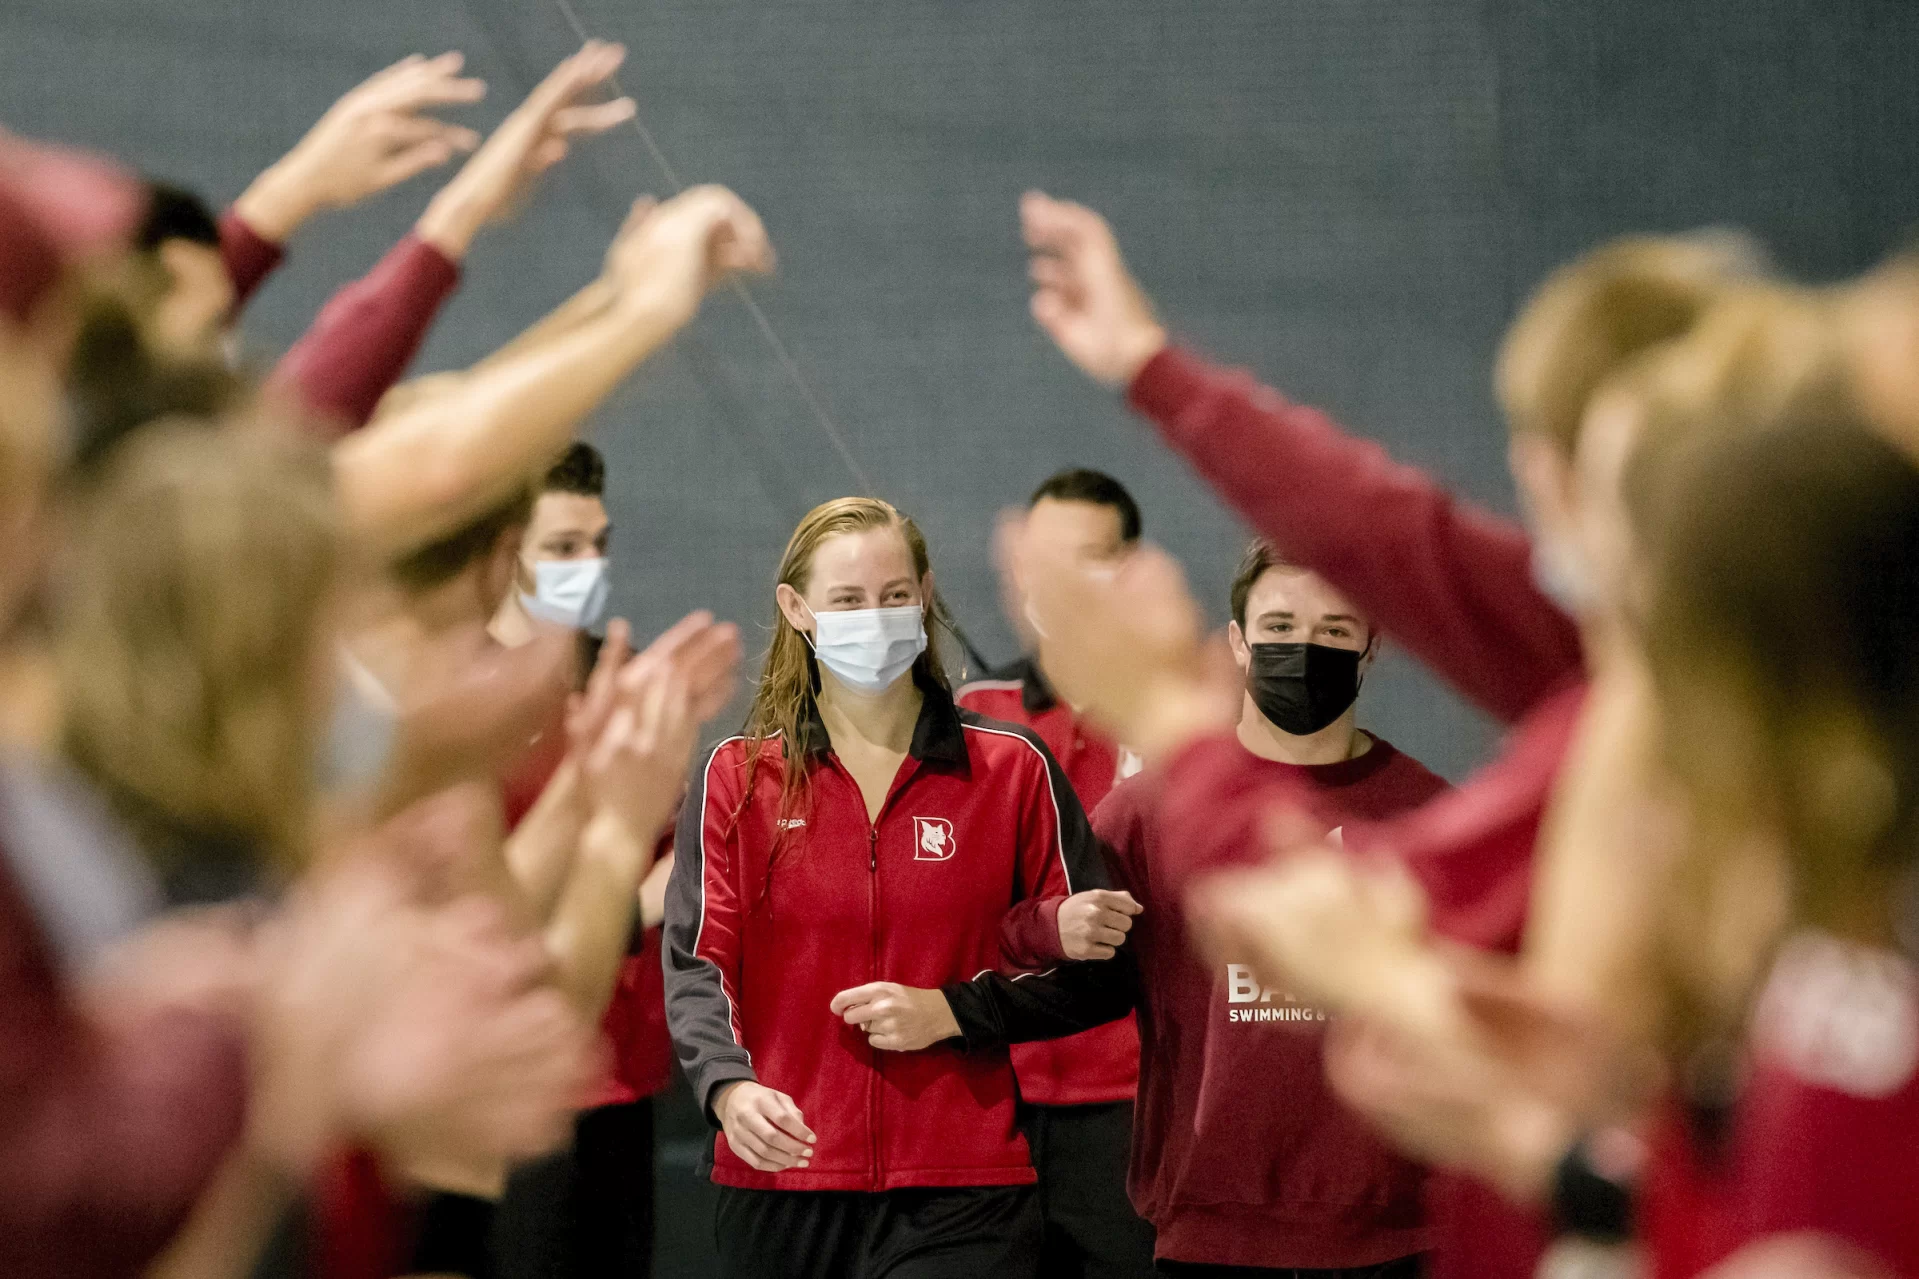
[913,817,955,861]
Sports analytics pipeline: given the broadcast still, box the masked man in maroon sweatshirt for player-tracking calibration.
[1003,540,1449,1277]
[1014,190,1754,1279]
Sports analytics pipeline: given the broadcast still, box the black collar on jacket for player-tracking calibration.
[796,663,970,769]
[989,653,1059,715]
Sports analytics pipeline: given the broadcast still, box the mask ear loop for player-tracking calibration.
[1353,632,1381,698]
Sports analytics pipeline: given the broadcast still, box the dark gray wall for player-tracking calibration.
[9,0,1919,782]
[8,1,1919,1271]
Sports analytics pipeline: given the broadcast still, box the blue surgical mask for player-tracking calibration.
[522,557,610,630]
[320,651,399,793]
[805,604,927,694]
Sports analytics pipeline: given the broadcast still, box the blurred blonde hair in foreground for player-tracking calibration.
[55,419,342,871]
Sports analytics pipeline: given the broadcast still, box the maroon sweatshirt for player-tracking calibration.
[217,211,461,436]
[0,856,249,1279]
[1126,345,1587,1278]
[1010,739,1449,1269]
[957,659,1140,1107]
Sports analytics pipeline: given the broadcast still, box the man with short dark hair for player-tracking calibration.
[957,466,1156,1279]
[1002,540,1449,1278]
[493,441,614,646]
[493,440,675,1279]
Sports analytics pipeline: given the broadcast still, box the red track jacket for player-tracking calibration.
[956,658,1140,1107]
[663,675,1128,1192]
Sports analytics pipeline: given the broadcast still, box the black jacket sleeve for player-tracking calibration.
[942,946,1140,1051]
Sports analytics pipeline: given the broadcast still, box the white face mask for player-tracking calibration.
[319,651,399,794]
[804,604,927,694]
[522,557,610,630]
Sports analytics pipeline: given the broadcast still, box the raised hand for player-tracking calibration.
[1056,888,1143,960]
[1182,811,1453,1038]
[317,881,597,1171]
[416,40,637,259]
[997,511,1235,759]
[829,982,961,1052]
[235,53,487,242]
[602,185,776,330]
[1021,191,1167,387]
[713,1080,816,1172]
[568,611,742,842]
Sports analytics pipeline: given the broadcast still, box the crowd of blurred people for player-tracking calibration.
[0,31,1914,1279]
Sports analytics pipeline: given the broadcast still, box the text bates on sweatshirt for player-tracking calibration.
[1221,826,1338,1025]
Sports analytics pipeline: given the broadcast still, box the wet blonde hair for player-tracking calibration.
[56,419,342,870]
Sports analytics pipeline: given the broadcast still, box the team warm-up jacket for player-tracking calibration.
[956,658,1140,1108]
[663,674,1134,1193]
[1123,344,1587,1279]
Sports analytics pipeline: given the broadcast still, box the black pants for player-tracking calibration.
[714,1184,1041,1279]
[494,1099,657,1279]
[1019,1101,1157,1279]
[1155,1256,1422,1278]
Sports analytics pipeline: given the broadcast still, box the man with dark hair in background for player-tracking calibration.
[493,441,614,648]
[494,440,676,1279]
[957,466,1156,1279]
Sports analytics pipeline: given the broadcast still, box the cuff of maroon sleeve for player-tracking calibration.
[940,979,1005,1054]
[218,210,285,304]
[694,1058,758,1128]
[1005,896,1067,966]
[1126,344,1215,432]
[391,232,463,300]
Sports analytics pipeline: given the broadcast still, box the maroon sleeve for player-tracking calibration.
[268,233,461,440]
[0,868,249,1279]
[999,894,1066,969]
[217,210,285,315]
[1128,346,1584,724]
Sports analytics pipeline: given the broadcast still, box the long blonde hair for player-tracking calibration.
[738,497,950,832]
[55,420,342,872]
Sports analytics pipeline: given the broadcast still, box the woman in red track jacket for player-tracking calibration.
[663,496,1126,1279]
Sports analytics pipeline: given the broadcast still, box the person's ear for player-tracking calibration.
[918,571,935,616]
[483,526,525,612]
[775,583,812,636]
[1227,619,1251,671]
[1358,633,1381,679]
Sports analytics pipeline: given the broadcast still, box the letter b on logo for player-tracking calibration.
[1227,964,1260,1003]
[913,817,955,861]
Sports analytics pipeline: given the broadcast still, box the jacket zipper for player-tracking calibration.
[867,822,882,1191]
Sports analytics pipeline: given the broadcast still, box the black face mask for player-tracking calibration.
[1246,642,1364,736]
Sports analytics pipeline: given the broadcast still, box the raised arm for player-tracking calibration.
[1022,191,1582,723]
[271,42,636,436]
[221,52,486,312]
[335,183,773,559]
[543,612,738,1021]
